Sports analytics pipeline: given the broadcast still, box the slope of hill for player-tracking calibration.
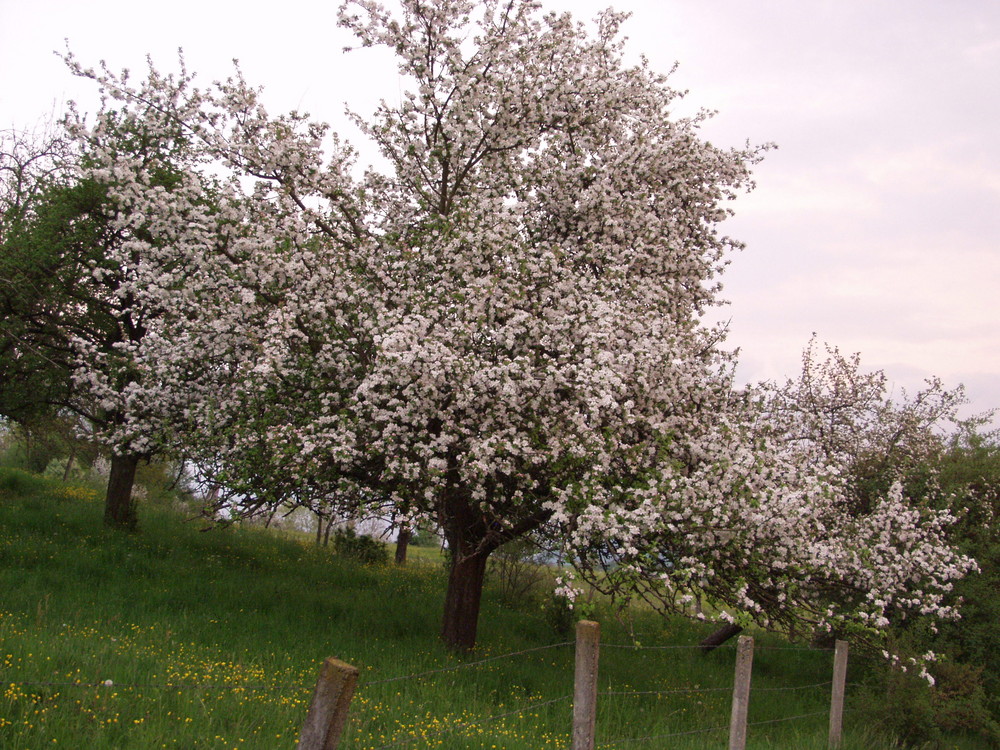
[0,468,975,749]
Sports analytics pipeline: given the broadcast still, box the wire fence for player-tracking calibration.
[295,624,854,749]
[4,627,858,749]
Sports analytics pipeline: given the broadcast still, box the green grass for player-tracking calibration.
[0,468,983,749]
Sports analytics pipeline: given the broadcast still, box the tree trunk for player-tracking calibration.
[699,623,743,653]
[440,546,491,652]
[438,478,496,652]
[435,476,549,652]
[23,425,46,473]
[61,443,77,482]
[104,452,139,530]
[395,525,411,565]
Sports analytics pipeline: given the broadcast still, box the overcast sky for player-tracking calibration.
[2,0,998,426]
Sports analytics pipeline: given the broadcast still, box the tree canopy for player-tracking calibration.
[41,0,976,652]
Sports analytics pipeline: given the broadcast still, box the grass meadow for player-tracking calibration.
[0,467,981,749]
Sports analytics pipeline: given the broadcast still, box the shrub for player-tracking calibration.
[857,657,1000,748]
[486,538,546,604]
[0,467,52,497]
[930,662,1000,743]
[543,591,575,639]
[331,527,388,565]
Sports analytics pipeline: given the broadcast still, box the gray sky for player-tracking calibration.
[2,0,998,425]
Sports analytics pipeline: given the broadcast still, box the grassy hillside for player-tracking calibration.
[0,468,976,749]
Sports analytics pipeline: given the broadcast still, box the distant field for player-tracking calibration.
[0,468,980,749]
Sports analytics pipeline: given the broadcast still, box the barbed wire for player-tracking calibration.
[597,721,730,747]
[755,680,832,693]
[5,642,575,696]
[600,685,732,698]
[363,693,572,749]
[358,641,572,688]
[596,708,832,748]
[601,641,835,652]
[745,709,830,727]
[1,679,304,691]
[602,642,732,650]
[598,679,832,700]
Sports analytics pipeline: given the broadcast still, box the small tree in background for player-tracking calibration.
[0,110,213,529]
[686,340,975,650]
[567,344,974,651]
[0,129,75,438]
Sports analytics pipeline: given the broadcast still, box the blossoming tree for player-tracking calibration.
[572,341,976,653]
[62,0,973,651]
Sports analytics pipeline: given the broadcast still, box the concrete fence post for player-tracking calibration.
[298,657,359,750]
[829,639,849,749]
[572,619,601,750]
[728,634,755,750]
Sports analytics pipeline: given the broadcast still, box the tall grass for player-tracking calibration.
[0,468,982,749]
